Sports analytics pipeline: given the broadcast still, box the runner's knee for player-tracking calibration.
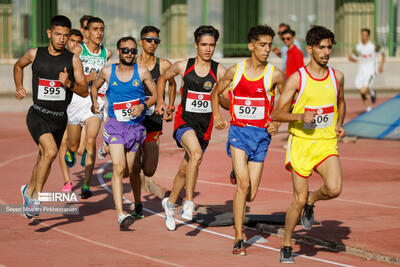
[42,148,58,162]
[293,192,308,208]
[189,149,203,166]
[113,163,126,177]
[326,185,341,198]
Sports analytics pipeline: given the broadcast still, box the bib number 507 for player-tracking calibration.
[238,106,257,115]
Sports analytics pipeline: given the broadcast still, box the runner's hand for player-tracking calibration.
[156,101,167,116]
[16,88,26,100]
[214,116,228,130]
[91,102,100,114]
[163,107,174,121]
[301,110,315,123]
[59,67,71,87]
[336,124,346,138]
[130,104,144,117]
[87,70,98,82]
[266,121,280,136]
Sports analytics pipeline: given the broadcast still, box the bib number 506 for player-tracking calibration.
[312,114,329,124]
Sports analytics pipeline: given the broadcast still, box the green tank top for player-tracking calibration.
[80,43,108,92]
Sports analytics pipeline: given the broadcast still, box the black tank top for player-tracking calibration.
[174,58,219,141]
[136,57,163,132]
[31,47,74,112]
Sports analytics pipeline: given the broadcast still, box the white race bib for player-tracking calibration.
[185,90,211,113]
[233,97,265,120]
[145,96,155,116]
[304,105,334,129]
[37,78,66,101]
[113,99,140,122]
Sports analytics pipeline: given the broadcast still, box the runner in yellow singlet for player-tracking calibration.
[271,25,346,263]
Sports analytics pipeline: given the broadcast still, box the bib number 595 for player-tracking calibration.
[43,87,61,95]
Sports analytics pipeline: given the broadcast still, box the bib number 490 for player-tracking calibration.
[191,100,209,109]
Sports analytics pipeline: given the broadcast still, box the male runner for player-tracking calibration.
[13,15,88,218]
[157,25,226,231]
[129,25,176,218]
[211,25,284,255]
[66,29,83,51]
[91,36,157,230]
[281,28,304,80]
[79,15,92,43]
[66,17,112,199]
[271,25,346,263]
[348,28,385,112]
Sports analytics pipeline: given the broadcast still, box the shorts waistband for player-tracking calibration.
[32,104,65,117]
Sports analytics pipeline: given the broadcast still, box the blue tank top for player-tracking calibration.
[106,63,146,125]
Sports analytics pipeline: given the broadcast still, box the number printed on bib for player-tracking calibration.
[145,96,155,116]
[304,105,334,129]
[233,97,265,120]
[113,99,140,122]
[37,78,66,101]
[185,90,211,113]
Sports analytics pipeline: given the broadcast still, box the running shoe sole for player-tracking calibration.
[119,215,135,231]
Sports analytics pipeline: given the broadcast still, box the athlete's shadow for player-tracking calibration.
[294,220,351,257]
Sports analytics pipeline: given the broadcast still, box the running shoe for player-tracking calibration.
[232,239,247,256]
[61,182,72,192]
[366,106,372,112]
[370,89,377,104]
[131,203,144,219]
[118,213,135,231]
[80,150,87,167]
[81,184,93,199]
[301,203,315,230]
[97,142,107,159]
[65,151,76,168]
[181,200,194,221]
[280,246,295,263]
[161,197,176,231]
[20,184,40,218]
[230,170,236,185]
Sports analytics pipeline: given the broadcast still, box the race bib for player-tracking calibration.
[304,105,334,129]
[145,96,155,116]
[233,97,265,120]
[185,90,211,113]
[37,78,66,101]
[113,99,140,122]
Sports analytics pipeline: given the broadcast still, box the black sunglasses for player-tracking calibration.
[120,47,138,55]
[143,37,161,45]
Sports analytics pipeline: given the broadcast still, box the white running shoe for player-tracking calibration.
[118,213,134,231]
[97,142,108,159]
[162,197,176,231]
[366,106,372,112]
[181,200,194,221]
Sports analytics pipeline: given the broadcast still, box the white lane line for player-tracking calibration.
[97,162,355,267]
[0,152,37,168]
[0,199,184,267]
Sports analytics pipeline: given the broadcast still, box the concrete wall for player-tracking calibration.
[2,57,400,95]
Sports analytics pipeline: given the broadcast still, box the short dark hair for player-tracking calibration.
[86,17,104,29]
[194,25,220,43]
[279,23,290,29]
[70,29,83,39]
[140,25,160,39]
[50,15,71,29]
[361,28,371,36]
[80,15,93,28]
[247,25,275,42]
[117,36,137,49]
[306,25,336,46]
[281,28,295,37]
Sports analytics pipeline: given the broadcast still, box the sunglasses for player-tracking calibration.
[120,47,138,55]
[282,37,292,41]
[143,37,161,45]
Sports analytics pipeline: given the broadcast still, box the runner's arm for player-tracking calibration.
[271,71,314,123]
[266,67,286,134]
[335,70,346,137]
[141,66,157,108]
[378,51,385,73]
[70,54,89,97]
[216,64,230,110]
[106,48,113,61]
[156,60,185,115]
[161,59,177,121]
[90,65,110,113]
[211,65,235,130]
[13,48,37,100]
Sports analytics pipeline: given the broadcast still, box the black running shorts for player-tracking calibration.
[26,106,67,148]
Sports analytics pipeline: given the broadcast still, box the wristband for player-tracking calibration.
[168,105,175,111]
[143,103,148,110]
[68,81,75,89]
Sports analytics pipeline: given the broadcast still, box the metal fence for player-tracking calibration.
[1,0,399,59]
